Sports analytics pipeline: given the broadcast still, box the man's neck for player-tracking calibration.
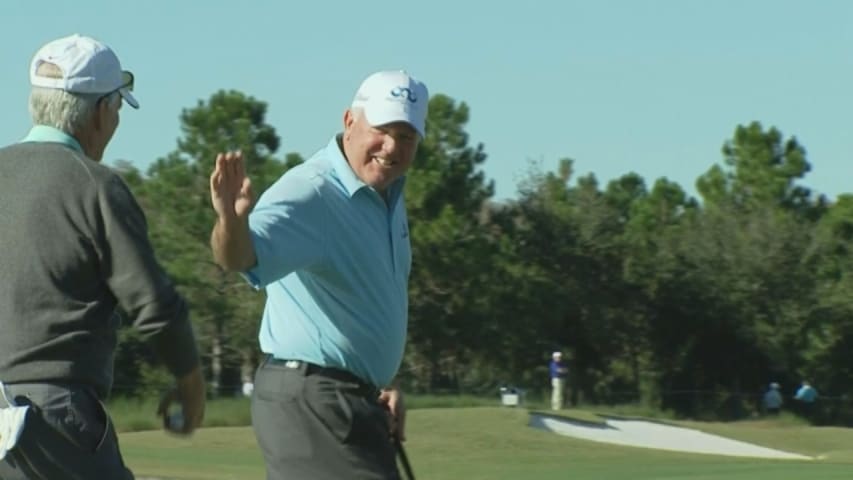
[71,129,102,162]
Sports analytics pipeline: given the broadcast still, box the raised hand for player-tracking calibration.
[210,151,253,221]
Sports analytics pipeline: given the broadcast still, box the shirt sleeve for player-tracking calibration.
[95,174,200,378]
[243,172,328,289]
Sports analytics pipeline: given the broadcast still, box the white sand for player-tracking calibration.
[529,414,812,460]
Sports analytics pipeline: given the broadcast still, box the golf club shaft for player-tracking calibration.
[394,436,415,480]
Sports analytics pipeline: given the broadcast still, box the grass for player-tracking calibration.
[109,393,505,433]
[116,400,853,480]
[109,396,254,432]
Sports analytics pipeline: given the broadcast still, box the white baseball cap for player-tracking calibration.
[351,70,428,137]
[552,351,562,358]
[30,34,138,109]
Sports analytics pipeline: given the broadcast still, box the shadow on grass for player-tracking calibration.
[528,408,687,430]
[528,409,609,427]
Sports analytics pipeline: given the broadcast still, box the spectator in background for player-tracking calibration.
[794,380,818,418]
[763,382,783,415]
[549,351,569,410]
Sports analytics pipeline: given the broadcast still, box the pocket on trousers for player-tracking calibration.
[303,376,356,443]
[348,395,392,451]
[253,363,302,403]
[56,388,109,454]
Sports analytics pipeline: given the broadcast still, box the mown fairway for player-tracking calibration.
[120,407,853,479]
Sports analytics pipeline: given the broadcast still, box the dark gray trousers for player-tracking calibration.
[0,383,133,480]
[251,357,400,480]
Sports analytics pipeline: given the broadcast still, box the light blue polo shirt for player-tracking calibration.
[245,135,411,387]
[795,384,817,403]
[21,125,84,152]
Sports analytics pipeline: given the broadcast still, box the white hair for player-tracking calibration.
[29,87,118,134]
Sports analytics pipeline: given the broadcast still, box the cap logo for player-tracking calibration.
[390,86,418,103]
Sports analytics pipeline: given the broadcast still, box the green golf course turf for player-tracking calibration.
[119,407,853,479]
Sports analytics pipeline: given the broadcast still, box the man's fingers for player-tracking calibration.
[234,150,245,179]
[211,151,248,198]
[377,388,407,441]
[240,177,252,196]
[226,151,241,179]
[211,153,233,189]
[210,156,222,187]
[224,152,234,178]
[213,151,246,190]
[209,170,217,188]
[214,153,227,176]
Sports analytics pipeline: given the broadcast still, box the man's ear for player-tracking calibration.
[343,109,354,130]
[342,109,357,141]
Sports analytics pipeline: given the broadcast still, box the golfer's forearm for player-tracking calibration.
[211,216,256,272]
[175,365,206,430]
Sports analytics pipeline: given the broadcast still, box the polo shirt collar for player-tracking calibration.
[21,125,84,154]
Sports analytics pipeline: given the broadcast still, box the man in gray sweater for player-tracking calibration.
[0,34,205,479]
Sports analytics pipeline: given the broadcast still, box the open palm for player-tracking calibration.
[210,151,254,220]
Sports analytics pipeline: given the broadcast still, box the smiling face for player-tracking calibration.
[342,108,420,193]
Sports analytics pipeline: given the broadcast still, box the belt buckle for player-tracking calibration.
[284,360,301,369]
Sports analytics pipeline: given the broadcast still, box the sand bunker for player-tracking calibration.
[529,414,812,460]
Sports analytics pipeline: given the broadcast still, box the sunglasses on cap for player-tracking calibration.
[98,71,136,106]
[119,71,134,91]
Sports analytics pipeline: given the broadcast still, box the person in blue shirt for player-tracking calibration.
[549,351,569,410]
[209,70,428,479]
[794,381,818,402]
[762,382,783,415]
[793,380,818,418]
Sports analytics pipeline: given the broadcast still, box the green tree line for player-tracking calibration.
[112,90,853,424]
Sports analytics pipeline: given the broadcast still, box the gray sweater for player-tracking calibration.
[0,141,199,399]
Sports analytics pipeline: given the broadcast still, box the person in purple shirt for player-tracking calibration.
[549,351,569,410]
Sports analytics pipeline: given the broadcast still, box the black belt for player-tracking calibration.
[266,356,379,397]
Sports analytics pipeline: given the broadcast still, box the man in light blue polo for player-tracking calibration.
[793,380,818,419]
[209,70,428,479]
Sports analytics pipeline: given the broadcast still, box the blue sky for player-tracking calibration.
[3,0,851,201]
